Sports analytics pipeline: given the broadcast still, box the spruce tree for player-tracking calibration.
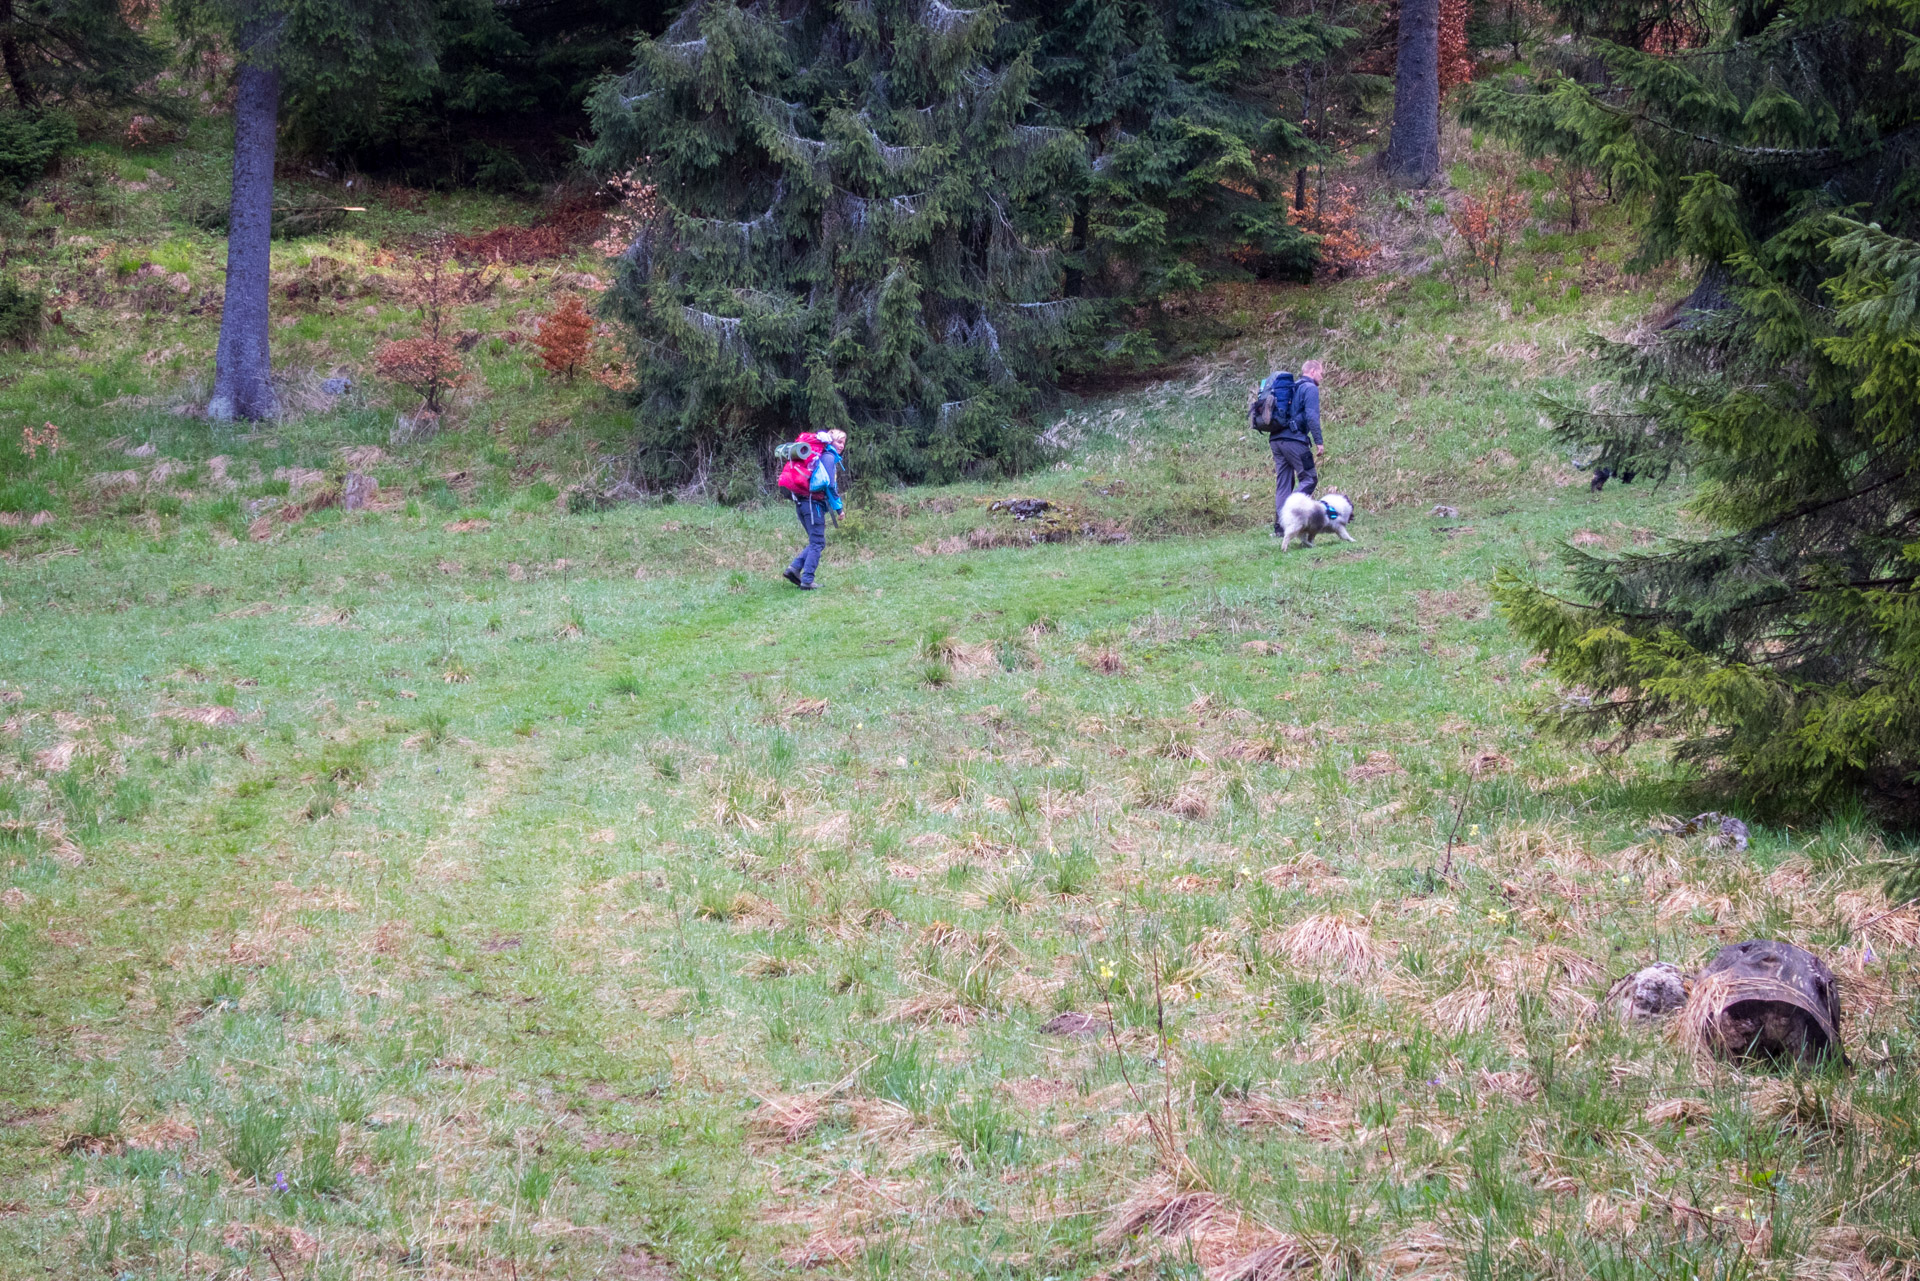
[0,0,167,109]
[173,0,434,420]
[1381,0,1438,185]
[589,0,1082,491]
[281,0,674,186]
[1003,0,1350,324]
[1465,1,1920,814]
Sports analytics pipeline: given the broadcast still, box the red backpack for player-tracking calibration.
[776,432,826,497]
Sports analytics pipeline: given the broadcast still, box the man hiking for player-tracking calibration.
[778,428,846,591]
[1251,359,1326,537]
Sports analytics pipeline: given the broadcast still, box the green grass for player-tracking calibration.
[1,135,1917,1280]
[5,372,1919,1275]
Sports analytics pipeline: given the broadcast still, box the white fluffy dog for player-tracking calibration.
[1277,491,1355,550]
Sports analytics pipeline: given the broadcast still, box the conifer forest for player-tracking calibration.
[2,2,1919,1278]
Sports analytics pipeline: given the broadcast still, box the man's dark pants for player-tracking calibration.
[1270,435,1317,524]
[789,497,827,585]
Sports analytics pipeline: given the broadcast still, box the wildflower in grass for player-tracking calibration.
[274,1171,288,1193]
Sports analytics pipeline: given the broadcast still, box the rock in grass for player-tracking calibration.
[1681,940,1842,1065]
[320,377,352,396]
[1653,811,1750,851]
[1609,962,1688,1022]
[566,479,645,513]
[989,497,1052,520]
[343,471,378,510]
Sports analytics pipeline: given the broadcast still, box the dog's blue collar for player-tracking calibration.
[1323,500,1338,521]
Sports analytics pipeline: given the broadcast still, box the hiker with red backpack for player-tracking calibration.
[1249,359,1325,538]
[776,428,847,591]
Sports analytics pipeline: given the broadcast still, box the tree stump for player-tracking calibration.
[1681,940,1842,1065]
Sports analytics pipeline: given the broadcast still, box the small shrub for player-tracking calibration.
[0,110,76,201]
[1451,179,1531,283]
[375,337,464,414]
[0,278,42,346]
[531,295,593,379]
[374,245,469,412]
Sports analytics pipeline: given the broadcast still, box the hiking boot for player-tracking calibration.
[782,567,803,587]
[798,582,816,591]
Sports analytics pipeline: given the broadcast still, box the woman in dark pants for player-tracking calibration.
[783,429,845,591]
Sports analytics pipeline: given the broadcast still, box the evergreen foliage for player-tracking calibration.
[1003,0,1352,338]
[0,273,41,344]
[1468,0,1920,814]
[0,104,72,198]
[0,0,169,110]
[588,0,1086,490]
[1542,0,1714,49]
[281,0,672,186]
[173,0,437,127]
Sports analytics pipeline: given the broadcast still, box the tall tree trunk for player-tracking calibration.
[0,0,37,107]
[1063,195,1089,297]
[209,39,281,421]
[1382,0,1441,187]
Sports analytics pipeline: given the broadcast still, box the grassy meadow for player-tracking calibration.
[2,133,1919,1280]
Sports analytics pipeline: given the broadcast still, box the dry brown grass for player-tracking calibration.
[1644,1097,1712,1126]
[1212,1233,1318,1279]
[1225,1092,1356,1143]
[1746,1079,1864,1138]
[926,635,999,679]
[1345,751,1403,783]
[765,696,829,724]
[748,1092,826,1144]
[1837,889,1920,949]
[163,705,241,727]
[1094,1176,1231,1249]
[1674,969,1750,1061]
[1270,914,1377,973]
[1427,943,1602,1036]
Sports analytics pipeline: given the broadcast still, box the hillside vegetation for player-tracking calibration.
[2,123,1917,1281]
